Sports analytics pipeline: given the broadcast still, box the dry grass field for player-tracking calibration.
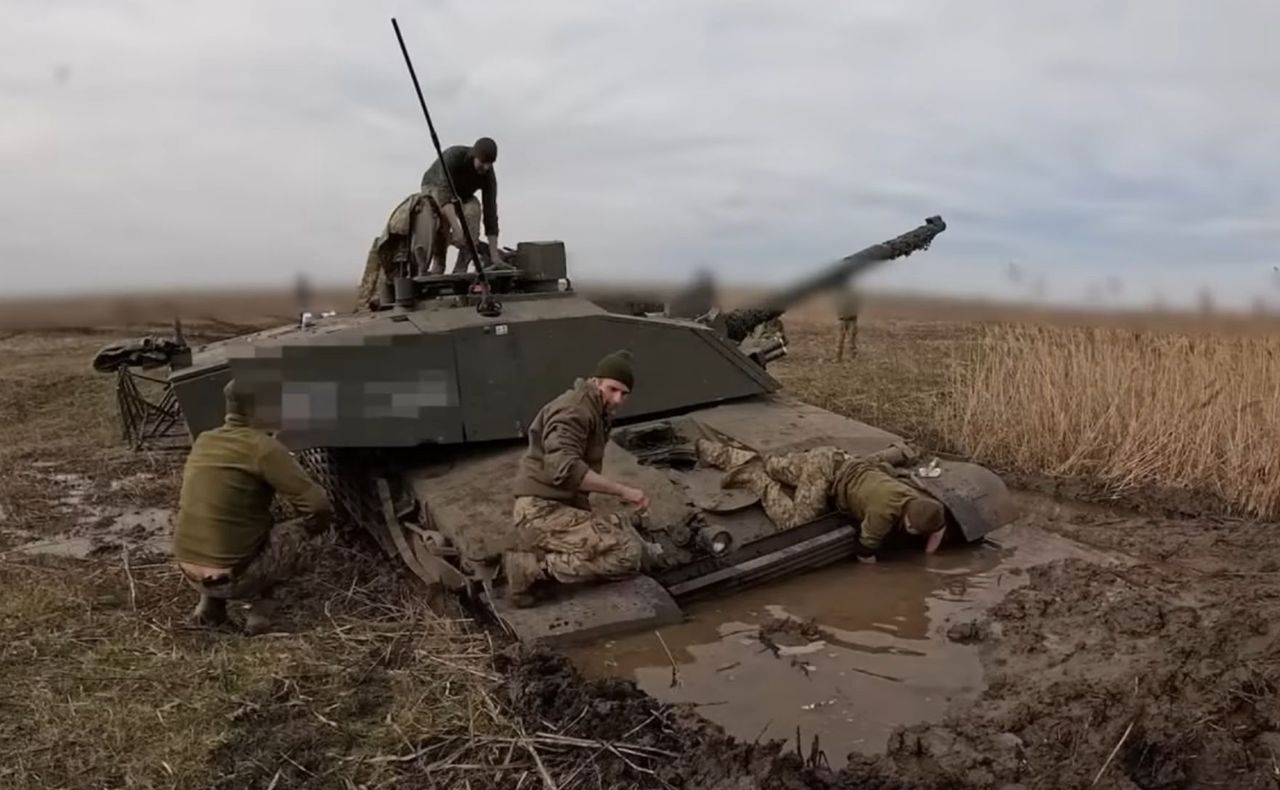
[4,289,1280,788]
[945,324,1280,519]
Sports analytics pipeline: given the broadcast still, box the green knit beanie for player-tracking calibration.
[591,349,635,389]
[223,378,254,418]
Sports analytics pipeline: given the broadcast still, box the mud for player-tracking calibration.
[835,497,1280,789]
[9,507,172,559]
[497,647,829,789]
[568,523,1115,758]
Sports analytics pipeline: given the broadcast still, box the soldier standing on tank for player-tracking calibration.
[413,137,505,275]
[172,379,332,633]
[697,440,946,562]
[503,350,658,607]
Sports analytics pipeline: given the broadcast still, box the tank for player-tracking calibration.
[124,215,1019,645]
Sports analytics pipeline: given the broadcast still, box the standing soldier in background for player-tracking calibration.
[835,288,861,361]
[503,350,661,607]
[413,136,505,275]
[173,379,332,634]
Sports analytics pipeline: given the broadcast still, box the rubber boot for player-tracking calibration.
[188,594,227,627]
[243,598,278,636]
[503,551,546,609]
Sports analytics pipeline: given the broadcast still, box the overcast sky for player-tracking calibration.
[3,0,1278,308]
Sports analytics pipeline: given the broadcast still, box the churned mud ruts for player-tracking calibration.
[835,498,1280,790]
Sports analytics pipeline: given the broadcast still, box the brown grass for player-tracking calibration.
[0,543,521,790]
[943,324,1280,519]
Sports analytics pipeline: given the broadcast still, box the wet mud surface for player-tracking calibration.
[1,462,173,558]
[8,458,1280,787]
[551,492,1280,788]
[569,524,1113,757]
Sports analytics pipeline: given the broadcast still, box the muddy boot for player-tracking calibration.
[696,438,759,470]
[503,551,546,609]
[188,594,227,627]
[243,598,278,636]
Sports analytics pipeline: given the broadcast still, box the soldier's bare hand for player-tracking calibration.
[620,486,649,512]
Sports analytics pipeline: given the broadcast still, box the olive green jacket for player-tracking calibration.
[512,380,609,510]
[832,459,918,555]
[173,415,331,569]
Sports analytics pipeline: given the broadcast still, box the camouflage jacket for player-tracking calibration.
[512,379,610,510]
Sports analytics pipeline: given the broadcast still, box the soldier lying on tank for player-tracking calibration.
[696,440,946,562]
[172,379,332,634]
[503,350,664,608]
[413,136,512,276]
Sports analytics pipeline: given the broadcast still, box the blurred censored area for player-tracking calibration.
[230,336,456,445]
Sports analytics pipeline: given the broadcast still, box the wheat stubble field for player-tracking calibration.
[3,288,1280,789]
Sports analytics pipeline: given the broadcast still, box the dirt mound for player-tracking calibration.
[858,558,1280,789]
[497,647,831,789]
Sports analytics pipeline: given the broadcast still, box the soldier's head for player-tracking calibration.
[589,349,635,413]
[902,495,946,538]
[471,137,498,174]
[223,378,256,422]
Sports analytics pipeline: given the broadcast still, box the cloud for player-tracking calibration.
[0,0,1278,310]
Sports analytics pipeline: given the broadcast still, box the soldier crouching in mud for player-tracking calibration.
[502,350,664,608]
[697,440,946,562]
[172,379,332,633]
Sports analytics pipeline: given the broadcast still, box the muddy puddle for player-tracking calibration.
[9,508,172,558]
[568,522,1118,756]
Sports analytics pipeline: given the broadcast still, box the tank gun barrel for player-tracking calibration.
[747,215,946,315]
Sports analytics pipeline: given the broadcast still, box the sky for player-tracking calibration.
[2,0,1279,309]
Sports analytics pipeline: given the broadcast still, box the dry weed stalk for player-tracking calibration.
[946,324,1280,518]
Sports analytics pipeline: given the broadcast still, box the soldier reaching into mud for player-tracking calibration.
[503,350,662,607]
[697,440,946,562]
[414,136,504,276]
[172,379,332,633]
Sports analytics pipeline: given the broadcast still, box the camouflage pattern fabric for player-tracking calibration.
[511,496,644,584]
[181,518,313,601]
[356,192,423,308]
[412,187,482,275]
[697,440,847,529]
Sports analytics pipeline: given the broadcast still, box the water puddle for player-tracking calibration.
[13,508,172,559]
[567,523,1114,756]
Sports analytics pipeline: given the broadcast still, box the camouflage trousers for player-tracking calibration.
[411,187,482,275]
[181,519,313,601]
[510,496,645,584]
[836,315,858,360]
[696,440,848,529]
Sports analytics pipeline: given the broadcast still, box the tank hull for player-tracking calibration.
[300,393,1018,646]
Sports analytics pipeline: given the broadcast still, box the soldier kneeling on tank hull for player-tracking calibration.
[697,440,946,562]
[503,350,665,608]
[172,380,332,634]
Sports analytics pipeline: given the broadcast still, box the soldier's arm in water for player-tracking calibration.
[854,507,895,564]
[257,437,332,533]
[542,411,647,509]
